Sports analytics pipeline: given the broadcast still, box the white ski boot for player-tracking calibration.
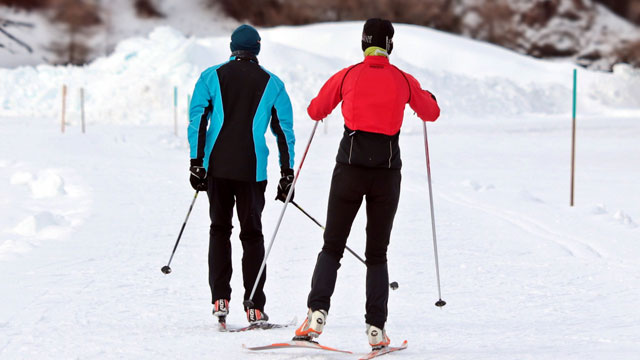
[294,309,328,340]
[367,324,390,350]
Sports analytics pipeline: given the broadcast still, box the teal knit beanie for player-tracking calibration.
[230,25,261,55]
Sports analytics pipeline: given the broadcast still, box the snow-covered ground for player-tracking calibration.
[1,22,639,359]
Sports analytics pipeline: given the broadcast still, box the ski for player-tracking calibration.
[359,340,408,360]
[243,338,353,354]
[219,317,296,333]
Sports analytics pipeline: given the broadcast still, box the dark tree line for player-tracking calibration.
[1,0,638,67]
[210,0,640,69]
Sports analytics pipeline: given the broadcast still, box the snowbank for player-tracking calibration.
[2,23,640,127]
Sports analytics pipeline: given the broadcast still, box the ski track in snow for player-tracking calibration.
[440,192,603,260]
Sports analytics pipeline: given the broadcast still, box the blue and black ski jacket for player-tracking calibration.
[188,51,295,182]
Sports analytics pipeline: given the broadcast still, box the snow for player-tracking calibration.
[1,21,640,359]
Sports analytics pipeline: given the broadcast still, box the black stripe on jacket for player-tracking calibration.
[197,100,212,160]
[270,105,291,171]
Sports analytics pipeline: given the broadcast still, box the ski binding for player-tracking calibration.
[219,316,296,332]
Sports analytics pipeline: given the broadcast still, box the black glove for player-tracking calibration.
[189,159,208,191]
[275,168,295,202]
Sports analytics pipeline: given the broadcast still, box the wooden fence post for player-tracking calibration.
[80,87,86,134]
[570,69,577,207]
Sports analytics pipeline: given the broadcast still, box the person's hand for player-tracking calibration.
[275,168,294,202]
[189,160,207,191]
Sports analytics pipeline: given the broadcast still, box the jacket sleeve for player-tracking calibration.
[188,73,213,163]
[404,72,440,122]
[270,84,296,171]
[307,67,350,121]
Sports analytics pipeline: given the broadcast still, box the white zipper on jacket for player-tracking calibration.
[388,141,392,168]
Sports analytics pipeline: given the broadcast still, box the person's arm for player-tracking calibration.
[187,72,214,191]
[404,72,440,122]
[270,83,295,172]
[307,66,353,121]
[188,72,214,165]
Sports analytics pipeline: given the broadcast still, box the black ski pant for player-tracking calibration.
[307,163,401,329]
[207,176,267,311]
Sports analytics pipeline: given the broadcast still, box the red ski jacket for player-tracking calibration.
[307,55,440,136]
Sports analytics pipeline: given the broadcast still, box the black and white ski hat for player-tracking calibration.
[361,18,394,54]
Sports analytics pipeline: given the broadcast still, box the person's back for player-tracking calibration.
[207,53,289,181]
[191,49,293,183]
[187,24,295,328]
[296,18,440,350]
[308,26,439,171]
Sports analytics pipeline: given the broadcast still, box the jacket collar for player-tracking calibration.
[230,50,259,64]
[363,55,390,65]
[364,46,389,57]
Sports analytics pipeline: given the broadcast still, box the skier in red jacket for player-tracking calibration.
[294,18,440,349]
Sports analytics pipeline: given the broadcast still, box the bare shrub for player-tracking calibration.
[134,0,165,19]
[616,39,640,67]
[48,0,102,65]
[474,2,520,47]
[520,0,559,27]
[0,0,47,10]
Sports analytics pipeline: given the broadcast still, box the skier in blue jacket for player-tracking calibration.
[188,24,295,326]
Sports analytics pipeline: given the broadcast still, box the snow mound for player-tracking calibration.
[612,210,637,228]
[2,23,640,126]
[12,211,69,236]
[0,238,34,258]
[1,162,90,259]
[11,170,66,198]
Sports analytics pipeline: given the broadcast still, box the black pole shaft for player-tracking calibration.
[290,200,368,265]
[165,191,199,267]
[290,200,400,290]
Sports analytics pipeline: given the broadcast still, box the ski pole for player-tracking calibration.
[244,121,320,309]
[161,191,200,274]
[422,122,446,307]
[290,200,399,290]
